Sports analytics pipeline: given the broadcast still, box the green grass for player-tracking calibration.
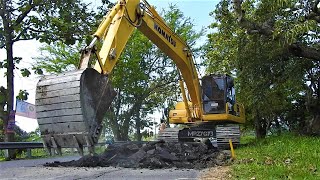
[232,133,320,179]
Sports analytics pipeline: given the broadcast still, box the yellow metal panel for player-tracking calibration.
[94,0,139,74]
[175,102,191,110]
[202,114,245,124]
[93,3,121,39]
[169,109,189,124]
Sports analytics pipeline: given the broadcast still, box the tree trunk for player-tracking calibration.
[111,125,121,141]
[4,43,15,160]
[121,118,130,141]
[254,111,267,139]
[3,30,15,160]
[108,114,123,141]
[308,113,320,135]
[0,87,7,142]
[110,124,129,141]
[305,77,320,135]
[107,92,144,141]
[109,117,129,141]
[274,117,281,135]
[135,115,142,141]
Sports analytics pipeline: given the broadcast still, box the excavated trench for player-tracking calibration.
[45,140,232,169]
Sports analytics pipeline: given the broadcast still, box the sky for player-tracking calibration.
[0,0,219,132]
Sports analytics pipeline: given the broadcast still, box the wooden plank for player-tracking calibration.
[36,94,81,105]
[39,121,88,134]
[37,115,84,124]
[37,108,82,118]
[36,87,80,99]
[36,81,80,92]
[36,101,81,112]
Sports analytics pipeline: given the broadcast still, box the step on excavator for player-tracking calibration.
[35,0,245,155]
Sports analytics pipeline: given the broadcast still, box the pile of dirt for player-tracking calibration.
[45,140,232,169]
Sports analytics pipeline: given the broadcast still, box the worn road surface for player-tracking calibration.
[0,156,204,180]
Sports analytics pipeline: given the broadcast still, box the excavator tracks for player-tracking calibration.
[157,124,240,149]
[216,124,240,149]
[157,128,180,142]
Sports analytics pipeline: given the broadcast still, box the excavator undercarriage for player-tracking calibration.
[157,124,240,149]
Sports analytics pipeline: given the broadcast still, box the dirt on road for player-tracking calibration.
[46,140,232,170]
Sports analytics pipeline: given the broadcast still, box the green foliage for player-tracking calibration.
[20,68,31,77]
[0,0,96,46]
[232,133,320,179]
[16,90,29,100]
[205,0,320,135]
[14,125,29,142]
[33,42,82,74]
[26,128,41,142]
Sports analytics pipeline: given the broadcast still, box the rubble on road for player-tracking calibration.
[45,140,232,169]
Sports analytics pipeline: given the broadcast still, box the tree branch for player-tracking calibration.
[232,0,320,61]
[13,37,33,42]
[305,0,320,23]
[232,0,274,36]
[146,79,177,97]
[0,8,4,18]
[14,1,40,26]
[13,27,28,42]
[288,43,320,61]
[28,27,46,33]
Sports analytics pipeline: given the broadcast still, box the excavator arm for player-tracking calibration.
[88,0,202,120]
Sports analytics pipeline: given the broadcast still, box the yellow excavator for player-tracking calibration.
[35,0,245,155]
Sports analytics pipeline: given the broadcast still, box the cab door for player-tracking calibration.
[202,75,226,114]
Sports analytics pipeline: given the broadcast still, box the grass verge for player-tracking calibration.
[231,133,320,179]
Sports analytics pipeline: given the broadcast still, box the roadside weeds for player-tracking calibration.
[199,166,231,180]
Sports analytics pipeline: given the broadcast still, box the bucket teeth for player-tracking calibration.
[36,68,116,152]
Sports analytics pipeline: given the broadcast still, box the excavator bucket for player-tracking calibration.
[35,68,116,155]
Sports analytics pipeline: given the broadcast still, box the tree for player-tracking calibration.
[105,5,204,141]
[205,0,320,137]
[34,42,82,73]
[106,28,179,140]
[0,0,95,159]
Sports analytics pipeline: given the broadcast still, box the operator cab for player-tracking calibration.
[202,74,235,115]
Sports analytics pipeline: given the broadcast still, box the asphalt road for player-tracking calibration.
[0,156,203,180]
